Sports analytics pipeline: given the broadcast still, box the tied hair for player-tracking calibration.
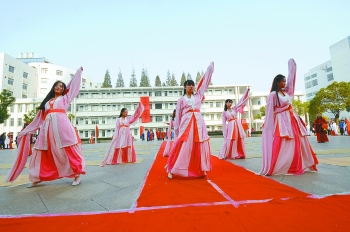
[270,74,285,107]
[119,108,127,118]
[39,81,67,110]
[224,99,233,111]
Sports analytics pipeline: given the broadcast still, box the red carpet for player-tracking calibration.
[1,143,350,231]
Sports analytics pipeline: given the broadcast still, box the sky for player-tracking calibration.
[1,0,350,93]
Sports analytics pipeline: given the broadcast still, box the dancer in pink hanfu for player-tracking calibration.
[218,87,250,159]
[166,62,214,178]
[5,67,85,187]
[163,110,176,157]
[260,59,318,175]
[100,103,144,166]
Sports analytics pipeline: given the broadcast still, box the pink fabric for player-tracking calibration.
[101,103,144,166]
[260,59,318,175]
[163,120,175,157]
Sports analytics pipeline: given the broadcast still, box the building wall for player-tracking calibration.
[0,53,37,98]
[329,36,350,82]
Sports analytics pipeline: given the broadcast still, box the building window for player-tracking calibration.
[258,100,261,105]
[210,102,213,107]
[155,103,162,109]
[4,120,7,126]
[217,114,222,120]
[327,73,334,81]
[85,118,89,124]
[91,118,98,124]
[22,83,27,90]
[70,74,74,78]
[85,131,88,138]
[23,72,28,78]
[326,67,332,72]
[40,88,47,94]
[156,116,163,122]
[10,118,14,126]
[10,106,14,112]
[215,90,222,95]
[155,91,162,96]
[91,105,99,111]
[22,95,27,98]
[216,102,222,107]
[211,114,214,120]
[102,130,106,137]
[41,78,48,83]
[41,68,48,74]
[8,79,14,85]
[9,66,15,73]
[18,118,22,126]
[56,70,63,76]
[90,82,92,87]
[124,92,131,97]
[18,105,23,112]
[25,104,29,112]
[305,79,318,89]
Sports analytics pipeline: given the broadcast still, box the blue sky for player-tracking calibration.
[1,0,349,92]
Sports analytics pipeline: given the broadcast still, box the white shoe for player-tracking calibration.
[167,172,173,179]
[72,176,81,186]
[27,182,40,188]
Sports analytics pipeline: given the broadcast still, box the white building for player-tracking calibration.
[0,53,37,98]
[304,36,350,118]
[1,85,305,141]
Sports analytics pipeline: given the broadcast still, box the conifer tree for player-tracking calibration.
[170,73,178,86]
[180,72,186,86]
[187,73,192,80]
[116,68,125,87]
[129,68,138,87]
[155,75,162,87]
[166,70,171,86]
[101,69,112,88]
[140,68,151,87]
[195,71,201,84]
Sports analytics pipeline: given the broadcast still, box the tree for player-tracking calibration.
[68,113,75,123]
[195,71,201,84]
[23,106,39,124]
[308,81,350,122]
[116,68,125,87]
[101,69,112,88]
[162,82,166,87]
[259,106,266,117]
[170,73,178,86]
[140,68,151,87]
[292,99,309,122]
[165,70,171,86]
[0,90,16,124]
[129,68,138,87]
[254,114,261,120]
[155,75,162,87]
[187,73,192,80]
[180,72,187,86]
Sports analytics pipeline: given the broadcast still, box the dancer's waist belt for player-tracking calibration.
[227,118,237,122]
[46,109,66,116]
[274,105,292,114]
[186,109,200,114]
[120,125,129,128]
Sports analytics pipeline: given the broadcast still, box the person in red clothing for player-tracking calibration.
[313,113,329,143]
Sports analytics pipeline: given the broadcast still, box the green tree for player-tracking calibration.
[254,114,261,120]
[292,99,309,122]
[195,71,201,84]
[259,106,266,117]
[140,68,151,87]
[309,81,350,122]
[67,113,75,124]
[180,72,186,86]
[187,73,192,80]
[116,68,125,87]
[162,82,166,87]
[23,106,39,124]
[0,90,16,124]
[129,68,138,87]
[155,75,162,87]
[170,73,178,86]
[101,69,112,88]
[165,70,171,86]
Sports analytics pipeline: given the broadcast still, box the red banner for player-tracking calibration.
[140,126,144,136]
[140,96,151,123]
[241,119,248,130]
[96,125,99,138]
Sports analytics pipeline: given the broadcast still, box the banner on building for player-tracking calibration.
[140,96,151,123]
[95,125,99,138]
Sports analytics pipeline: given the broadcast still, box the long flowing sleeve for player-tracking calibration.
[222,111,227,138]
[196,62,214,97]
[100,118,120,167]
[128,103,144,125]
[167,120,173,139]
[174,99,182,137]
[5,110,45,182]
[259,92,276,175]
[64,68,83,104]
[233,88,250,114]
[284,59,296,98]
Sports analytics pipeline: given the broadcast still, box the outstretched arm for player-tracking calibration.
[284,59,296,98]
[196,62,214,97]
[65,67,83,104]
[233,87,250,114]
[128,102,144,125]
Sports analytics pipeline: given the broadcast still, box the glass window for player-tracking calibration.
[327,73,334,81]
[102,118,106,124]
[91,118,98,124]
[156,116,163,122]
[210,102,213,107]
[4,120,7,126]
[155,91,162,96]
[10,118,14,126]
[18,105,23,112]
[92,93,99,98]
[23,72,28,78]
[229,89,234,95]
[326,67,332,72]
[85,118,89,124]
[10,106,14,112]
[305,79,318,89]
[41,78,48,83]
[164,91,168,96]
[155,103,162,109]
[22,84,27,90]
[8,79,14,85]
[134,129,138,136]
[215,90,222,95]
[22,95,27,98]
[258,100,261,105]
[112,105,116,110]
[9,66,15,73]
[41,68,48,73]
[18,118,22,126]
[102,130,106,137]
[217,114,222,120]
[216,102,222,107]
[85,131,88,138]
[165,103,168,109]
[107,105,111,111]
[149,92,152,97]
[124,92,131,97]
[70,74,74,78]
[56,70,63,76]
[211,114,214,120]
[40,88,47,94]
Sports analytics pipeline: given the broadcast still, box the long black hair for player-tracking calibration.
[172,109,176,120]
[270,74,285,107]
[39,81,67,110]
[224,99,233,111]
[183,80,195,95]
[119,108,127,118]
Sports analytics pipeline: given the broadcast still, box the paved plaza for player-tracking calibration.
[0,135,349,216]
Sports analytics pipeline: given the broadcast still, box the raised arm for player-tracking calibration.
[196,62,214,97]
[174,99,182,137]
[18,110,46,140]
[284,59,296,98]
[128,102,144,125]
[64,68,83,104]
[222,111,227,138]
[233,88,250,114]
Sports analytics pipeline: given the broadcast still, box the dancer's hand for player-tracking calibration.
[80,67,83,71]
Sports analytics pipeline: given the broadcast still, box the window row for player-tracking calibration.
[304,73,317,81]
[7,66,28,77]
[3,118,23,127]
[305,79,318,89]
